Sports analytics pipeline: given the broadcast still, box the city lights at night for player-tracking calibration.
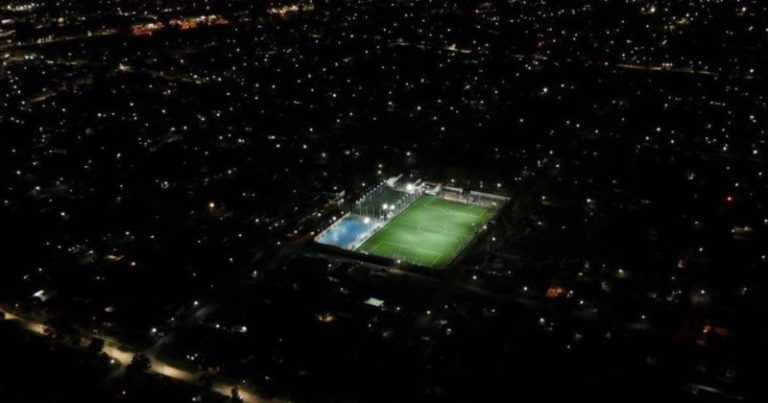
[1,1,768,402]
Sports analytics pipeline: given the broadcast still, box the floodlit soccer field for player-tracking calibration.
[357,195,494,268]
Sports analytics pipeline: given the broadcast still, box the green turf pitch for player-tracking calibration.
[356,195,494,268]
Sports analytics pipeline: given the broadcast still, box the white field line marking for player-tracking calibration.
[373,240,444,266]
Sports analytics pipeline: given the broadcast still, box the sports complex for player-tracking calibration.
[315,176,508,269]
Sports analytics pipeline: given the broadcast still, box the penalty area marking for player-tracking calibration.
[424,197,487,219]
[369,240,444,267]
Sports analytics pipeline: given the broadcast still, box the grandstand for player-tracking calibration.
[315,178,507,269]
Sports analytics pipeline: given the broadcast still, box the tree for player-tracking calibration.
[87,337,105,355]
[127,353,151,373]
[229,387,243,403]
[44,317,79,345]
[198,373,213,389]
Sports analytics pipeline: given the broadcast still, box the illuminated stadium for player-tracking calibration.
[315,176,507,269]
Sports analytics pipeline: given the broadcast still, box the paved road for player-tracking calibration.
[1,307,273,403]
